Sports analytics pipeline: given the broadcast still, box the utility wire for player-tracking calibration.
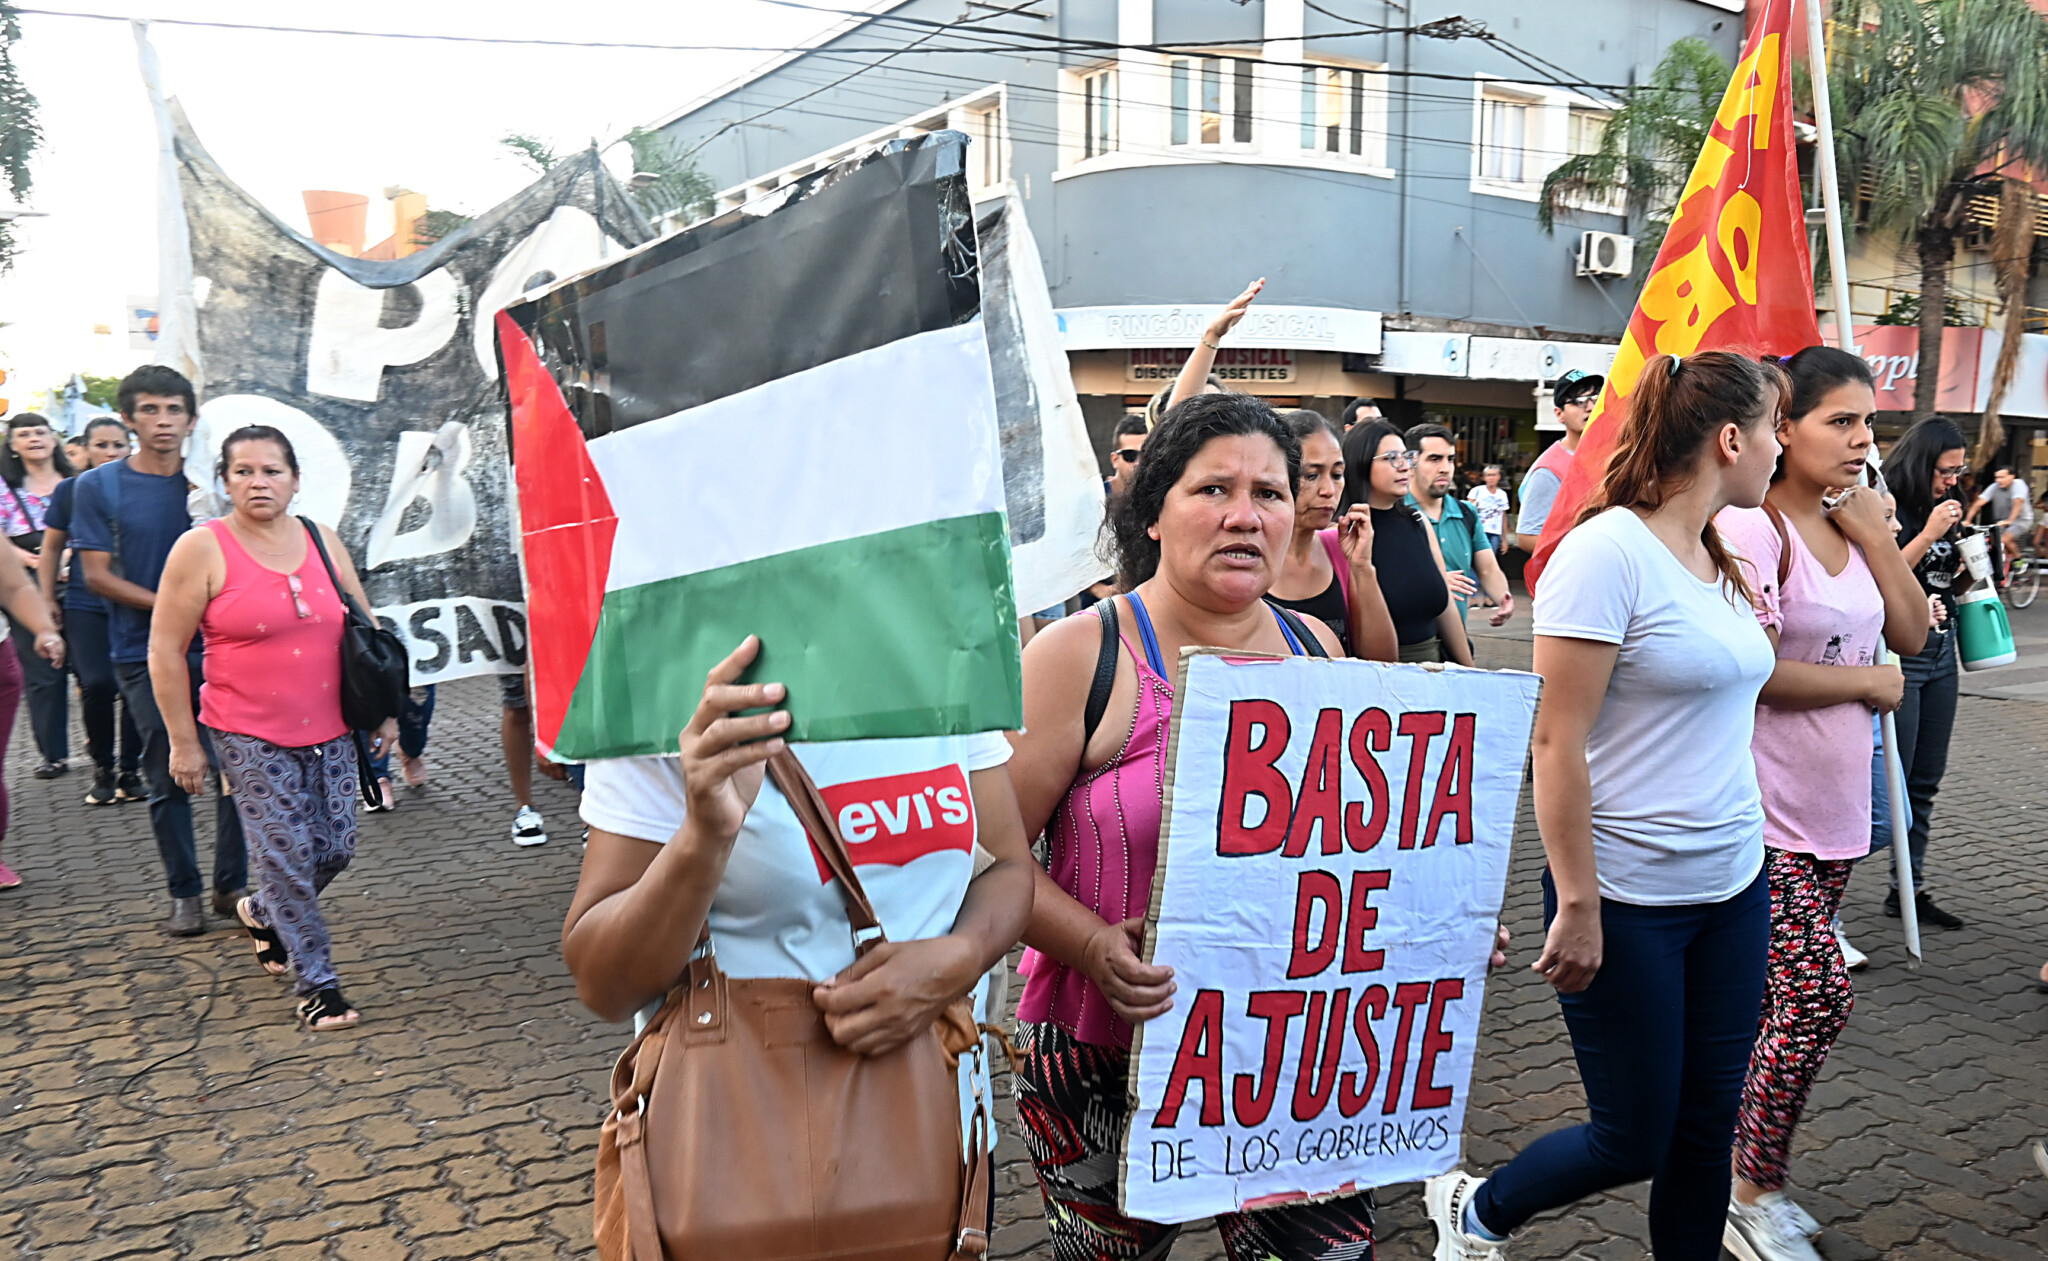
[12,7,1639,91]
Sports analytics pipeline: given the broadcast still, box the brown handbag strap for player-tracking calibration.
[767,747,886,952]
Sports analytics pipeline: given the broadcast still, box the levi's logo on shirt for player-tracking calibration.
[804,765,975,883]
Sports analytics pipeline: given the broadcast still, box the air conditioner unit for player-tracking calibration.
[1576,230,1635,278]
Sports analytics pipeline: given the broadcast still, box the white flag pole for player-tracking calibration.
[1808,0,1922,961]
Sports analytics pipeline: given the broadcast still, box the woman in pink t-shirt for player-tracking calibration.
[149,425,393,1032]
[1714,347,1928,1258]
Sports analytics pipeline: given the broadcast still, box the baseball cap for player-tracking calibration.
[1551,369,1604,405]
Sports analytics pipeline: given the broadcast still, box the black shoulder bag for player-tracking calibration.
[300,518,412,804]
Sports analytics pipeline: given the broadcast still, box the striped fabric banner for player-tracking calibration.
[499,135,1023,759]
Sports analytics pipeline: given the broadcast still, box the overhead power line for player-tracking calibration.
[13,7,1637,92]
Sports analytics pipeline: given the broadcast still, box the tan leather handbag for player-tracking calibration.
[595,749,993,1261]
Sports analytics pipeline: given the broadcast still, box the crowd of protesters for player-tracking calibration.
[0,364,580,1031]
[0,299,2028,1259]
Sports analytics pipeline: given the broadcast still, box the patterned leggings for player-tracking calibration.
[211,730,358,996]
[1733,848,1856,1190]
[1014,1021,1375,1261]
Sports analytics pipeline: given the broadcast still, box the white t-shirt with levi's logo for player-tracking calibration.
[580,732,1014,982]
[581,732,1014,1153]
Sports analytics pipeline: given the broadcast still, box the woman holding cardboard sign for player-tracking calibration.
[1008,391,1396,1260]
[1425,352,1783,1261]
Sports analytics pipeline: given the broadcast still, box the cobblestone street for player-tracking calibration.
[4,610,2047,1259]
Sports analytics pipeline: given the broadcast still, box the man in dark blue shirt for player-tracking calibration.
[70,365,245,936]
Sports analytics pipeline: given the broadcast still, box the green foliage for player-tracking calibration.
[79,374,119,409]
[411,208,472,247]
[621,126,717,224]
[500,133,558,174]
[0,1,43,273]
[1831,0,2048,242]
[1537,37,1731,277]
[1872,291,1977,327]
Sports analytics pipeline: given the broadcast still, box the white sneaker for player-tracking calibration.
[1779,1193,1822,1239]
[1423,1170,1507,1261]
[1834,920,1868,970]
[511,805,548,847]
[1725,1192,1823,1261]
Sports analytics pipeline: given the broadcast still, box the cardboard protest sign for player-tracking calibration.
[1121,652,1540,1222]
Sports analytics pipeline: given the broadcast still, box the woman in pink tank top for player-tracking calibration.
[1002,395,1379,1261]
[149,425,392,1032]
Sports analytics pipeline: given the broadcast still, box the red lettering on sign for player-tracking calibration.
[1155,989,1226,1127]
[1382,981,1433,1115]
[1338,984,1388,1117]
[1345,708,1392,852]
[1343,870,1393,974]
[1287,870,1343,979]
[1233,990,1307,1126]
[1396,712,1446,849]
[1422,713,1476,847]
[805,765,975,883]
[1291,988,1351,1122]
[1282,708,1345,857]
[1219,700,1292,856]
[1412,978,1464,1110]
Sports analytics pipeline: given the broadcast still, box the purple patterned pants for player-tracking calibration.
[209,729,358,995]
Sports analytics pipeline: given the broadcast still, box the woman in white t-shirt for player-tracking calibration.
[1425,351,1783,1261]
[562,635,1035,1210]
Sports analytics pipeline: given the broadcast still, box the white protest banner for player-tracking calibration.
[1120,651,1540,1222]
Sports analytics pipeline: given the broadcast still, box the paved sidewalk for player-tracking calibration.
[4,659,2047,1260]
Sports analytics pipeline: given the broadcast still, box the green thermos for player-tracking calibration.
[1957,585,2017,671]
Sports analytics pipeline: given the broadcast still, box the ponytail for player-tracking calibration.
[1577,349,1786,604]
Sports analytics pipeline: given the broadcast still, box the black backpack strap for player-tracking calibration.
[1081,597,1120,745]
[1270,604,1331,658]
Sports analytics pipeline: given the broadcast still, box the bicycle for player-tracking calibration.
[2008,545,2040,609]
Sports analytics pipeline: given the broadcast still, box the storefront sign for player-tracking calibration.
[1849,324,1989,413]
[1128,347,1296,384]
[1120,652,1541,1223]
[1059,304,1382,354]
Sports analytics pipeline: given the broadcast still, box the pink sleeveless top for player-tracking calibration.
[198,518,348,747]
[1016,612,1175,1049]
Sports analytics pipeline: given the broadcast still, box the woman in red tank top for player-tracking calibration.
[148,425,392,1031]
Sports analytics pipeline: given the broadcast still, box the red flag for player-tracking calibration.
[1527,0,1820,587]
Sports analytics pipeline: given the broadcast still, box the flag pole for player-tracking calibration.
[1807,0,1922,962]
[1805,0,1855,353]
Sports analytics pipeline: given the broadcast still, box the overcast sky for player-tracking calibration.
[0,1,848,408]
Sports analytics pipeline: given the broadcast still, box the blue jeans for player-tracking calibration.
[368,685,436,779]
[1474,867,1770,1261]
[1888,626,1956,890]
[115,655,247,899]
[66,605,139,773]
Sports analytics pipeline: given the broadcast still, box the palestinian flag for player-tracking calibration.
[498,134,1023,759]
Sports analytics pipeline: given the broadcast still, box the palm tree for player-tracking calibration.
[1537,37,1732,278]
[0,1,43,273]
[1830,0,2048,420]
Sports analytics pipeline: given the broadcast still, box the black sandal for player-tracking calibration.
[297,986,359,1031]
[235,896,291,978]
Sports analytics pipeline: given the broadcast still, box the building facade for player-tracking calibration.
[649,0,1749,481]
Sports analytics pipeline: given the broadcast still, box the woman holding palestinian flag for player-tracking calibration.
[1427,352,1783,1261]
[1711,347,1928,1261]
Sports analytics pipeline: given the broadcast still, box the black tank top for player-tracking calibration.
[1372,504,1450,645]
[1268,572,1351,655]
